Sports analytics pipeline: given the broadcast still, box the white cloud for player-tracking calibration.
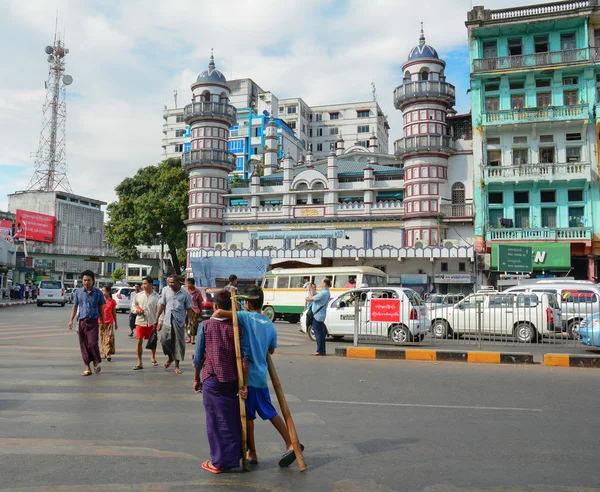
[0,0,551,212]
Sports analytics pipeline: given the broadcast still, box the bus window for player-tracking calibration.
[290,276,307,288]
[334,275,355,288]
[363,275,387,287]
[263,278,272,289]
[313,275,332,286]
[276,276,290,289]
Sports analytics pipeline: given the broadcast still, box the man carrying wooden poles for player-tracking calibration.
[214,285,306,470]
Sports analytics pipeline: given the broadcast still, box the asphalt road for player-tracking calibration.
[1,304,600,491]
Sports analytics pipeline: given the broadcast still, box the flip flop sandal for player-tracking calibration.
[278,444,305,468]
[107,356,112,362]
[81,370,92,377]
[152,360,158,366]
[174,368,183,375]
[247,459,259,465]
[94,366,101,374]
[163,360,173,369]
[132,365,144,371]
[201,460,223,474]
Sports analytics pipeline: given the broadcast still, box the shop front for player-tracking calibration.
[433,274,475,294]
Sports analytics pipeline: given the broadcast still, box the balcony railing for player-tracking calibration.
[393,81,456,108]
[182,150,236,170]
[183,101,237,126]
[473,47,599,73]
[486,227,592,241]
[440,203,473,218]
[482,104,588,125]
[394,135,456,156]
[486,162,591,181]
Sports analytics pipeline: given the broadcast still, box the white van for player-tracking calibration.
[37,280,65,307]
[504,282,600,338]
[300,287,430,343]
[431,291,561,343]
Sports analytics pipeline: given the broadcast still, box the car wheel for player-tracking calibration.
[389,324,411,343]
[307,325,316,341]
[263,306,276,322]
[432,320,449,338]
[514,322,536,343]
[567,319,581,340]
[331,335,345,341]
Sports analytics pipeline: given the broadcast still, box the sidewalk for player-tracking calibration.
[0,299,35,308]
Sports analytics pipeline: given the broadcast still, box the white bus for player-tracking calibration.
[260,266,387,322]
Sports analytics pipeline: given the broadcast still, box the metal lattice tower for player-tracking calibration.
[27,33,73,193]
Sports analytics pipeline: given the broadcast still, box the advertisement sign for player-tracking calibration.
[249,229,344,240]
[0,219,12,243]
[370,298,401,323]
[491,243,571,271]
[15,209,56,243]
[433,274,474,284]
[497,244,533,272]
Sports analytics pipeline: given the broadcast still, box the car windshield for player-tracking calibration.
[40,281,62,289]
[404,289,422,306]
[426,295,445,304]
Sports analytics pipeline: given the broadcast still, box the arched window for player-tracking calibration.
[202,90,211,102]
[404,70,411,82]
[219,92,228,103]
[312,181,325,191]
[295,182,309,191]
[452,182,465,204]
[419,69,429,81]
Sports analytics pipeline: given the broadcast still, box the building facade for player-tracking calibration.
[467,1,600,281]
[162,107,189,159]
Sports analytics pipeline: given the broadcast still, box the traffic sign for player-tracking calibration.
[497,244,533,272]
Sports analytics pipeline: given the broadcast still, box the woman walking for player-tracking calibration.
[100,286,118,361]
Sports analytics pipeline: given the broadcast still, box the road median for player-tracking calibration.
[544,353,600,368]
[0,300,35,308]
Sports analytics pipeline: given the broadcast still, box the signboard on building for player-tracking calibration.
[14,210,56,243]
[0,220,12,243]
[293,207,325,218]
[400,274,428,285]
[491,243,570,271]
[249,229,344,240]
[433,274,474,284]
[496,244,532,272]
[370,298,401,323]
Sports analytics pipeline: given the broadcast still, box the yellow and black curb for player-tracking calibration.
[544,353,600,368]
[335,347,534,364]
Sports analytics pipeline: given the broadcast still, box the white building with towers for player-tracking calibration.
[185,40,476,294]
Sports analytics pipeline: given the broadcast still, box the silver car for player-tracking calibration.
[111,285,133,313]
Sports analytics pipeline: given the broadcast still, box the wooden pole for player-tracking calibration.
[230,288,248,471]
[267,353,307,472]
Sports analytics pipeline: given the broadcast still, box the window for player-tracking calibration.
[537,92,551,107]
[276,276,290,289]
[419,70,429,81]
[485,97,500,111]
[542,207,557,228]
[316,143,323,152]
[309,129,313,137]
[595,29,600,47]
[315,113,322,121]
[487,137,500,145]
[568,189,583,202]
[487,150,501,166]
[566,147,581,162]
[485,83,500,92]
[566,132,581,141]
[301,124,306,134]
[441,262,449,272]
[568,206,585,227]
[358,140,369,147]
[560,33,576,51]
[534,35,549,53]
[330,127,338,135]
[541,190,556,203]
[317,128,323,137]
[488,209,503,228]
[540,135,553,143]
[510,81,525,90]
[513,136,527,144]
[176,115,185,123]
[514,191,529,204]
[513,149,528,165]
[508,38,522,56]
[489,192,503,204]
[357,125,370,133]
[288,121,296,130]
[357,110,370,118]
[457,262,466,273]
[330,113,339,120]
[452,183,465,204]
[483,41,497,58]
[539,147,554,164]
[174,143,183,152]
[287,106,297,114]
[511,95,525,109]
[175,129,186,137]
[279,107,284,113]
[563,90,578,106]
[563,76,578,86]
[515,208,530,228]
[536,79,551,88]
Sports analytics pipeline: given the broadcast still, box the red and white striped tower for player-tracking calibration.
[183,53,237,269]
[393,25,456,247]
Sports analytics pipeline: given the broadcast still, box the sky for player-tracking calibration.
[0,0,550,212]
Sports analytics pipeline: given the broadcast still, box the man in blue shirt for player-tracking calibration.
[307,278,331,356]
[68,270,106,376]
[213,285,303,468]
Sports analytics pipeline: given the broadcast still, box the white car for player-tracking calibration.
[301,287,430,343]
[37,280,66,307]
[111,285,134,313]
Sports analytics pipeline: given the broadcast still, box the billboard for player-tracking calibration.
[0,219,12,243]
[370,299,401,323]
[15,209,56,243]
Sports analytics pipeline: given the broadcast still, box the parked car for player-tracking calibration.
[504,282,600,338]
[64,288,74,304]
[424,294,465,314]
[300,287,430,343]
[579,313,600,347]
[37,280,66,307]
[111,285,133,313]
[430,291,561,343]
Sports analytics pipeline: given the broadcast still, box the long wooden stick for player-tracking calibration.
[230,288,248,471]
[267,353,307,472]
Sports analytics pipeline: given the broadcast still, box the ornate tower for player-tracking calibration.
[393,25,456,247]
[183,54,237,268]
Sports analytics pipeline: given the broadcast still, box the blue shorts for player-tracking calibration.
[245,386,278,421]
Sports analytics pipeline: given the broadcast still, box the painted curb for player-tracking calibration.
[0,301,35,309]
[335,347,534,364]
[544,353,600,368]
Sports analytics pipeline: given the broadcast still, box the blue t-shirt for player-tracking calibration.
[236,311,277,388]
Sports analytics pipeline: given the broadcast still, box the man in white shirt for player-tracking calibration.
[131,276,160,370]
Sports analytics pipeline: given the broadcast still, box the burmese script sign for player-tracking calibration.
[15,209,56,243]
[249,230,344,240]
[293,207,325,218]
[370,299,401,323]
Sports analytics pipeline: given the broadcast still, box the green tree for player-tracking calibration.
[111,267,126,283]
[106,158,189,275]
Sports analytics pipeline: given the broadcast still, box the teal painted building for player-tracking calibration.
[466,1,600,281]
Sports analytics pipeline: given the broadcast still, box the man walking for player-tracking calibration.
[224,274,239,294]
[213,286,302,467]
[156,275,193,375]
[131,276,160,370]
[307,278,331,356]
[186,277,203,345]
[68,270,106,376]
[194,290,250,474]
[128,284,142,337]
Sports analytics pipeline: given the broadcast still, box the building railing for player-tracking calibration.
[441,203,473,218]
[393,81,456,107]
[182,150,236,169]
[224,200,406,217]
[486,162,591,179]
[393,135,456,155]
[486,227,592,241]
[183,101,237,125]
[489,1,589,20]
[473,46,598,73]
[482,104,588,125]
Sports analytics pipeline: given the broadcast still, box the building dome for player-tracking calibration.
[407,25,439,61]
[196,53,228,85]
